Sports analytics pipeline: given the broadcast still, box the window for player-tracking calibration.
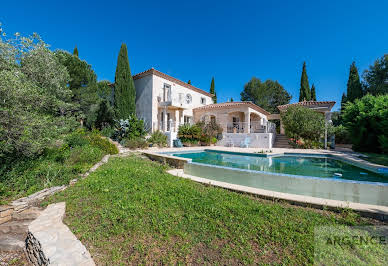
[200,97,206,104]
[163,83,171,101]
[186,93,192,104]
[184,116,192,124]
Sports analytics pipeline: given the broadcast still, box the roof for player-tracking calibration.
[193,101,271,116]
[133,68,214,98]
[277,101,336,111]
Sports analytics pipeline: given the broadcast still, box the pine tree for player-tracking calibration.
[299,62,310,101]
[114,43,136,119]
[73,46,79,57]
[310,84,317,101]
[187,80,191,84]
[210,77,217,103]
[346,62,363,102]
[230,97,234,102]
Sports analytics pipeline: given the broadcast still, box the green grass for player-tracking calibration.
[45,155,387,265]
[361,153,388,167]
[0,130,118,204]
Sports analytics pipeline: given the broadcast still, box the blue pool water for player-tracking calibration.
[169,151,387,183]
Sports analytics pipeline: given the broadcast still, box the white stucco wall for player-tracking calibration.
[217,133,275,149]
[134,72,213,133]
[152,75,213,118]
[134,75,153,131]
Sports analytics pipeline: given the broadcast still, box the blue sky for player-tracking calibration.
[1,0,387,110]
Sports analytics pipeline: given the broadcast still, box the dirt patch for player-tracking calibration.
[0,251,30,266]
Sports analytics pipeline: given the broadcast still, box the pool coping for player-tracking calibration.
[167,168,388,221]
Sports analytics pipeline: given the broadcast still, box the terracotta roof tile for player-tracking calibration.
[193,101,271,116]
[133,68,214,98]
[277,101,336,110]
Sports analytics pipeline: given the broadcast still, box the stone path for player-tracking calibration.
[26,202,95,266]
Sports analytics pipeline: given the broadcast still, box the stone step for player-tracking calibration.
[0,220,31,234]
[12,207,41,221]
[0,235,25,251]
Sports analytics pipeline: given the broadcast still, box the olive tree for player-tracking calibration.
[0,31,76,162]
[281,106,325,142]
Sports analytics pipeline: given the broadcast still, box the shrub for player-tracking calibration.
[100,126,115,138]
[64,128,89,148]
[342,94,388,153]
[281,106,325,142]
[148,131,167,147]
[289,138,323,149]
[0,130,118,203]
[334,125,351,144]
[178,124,202,143]
[112,115,146,142]
[88,132,119,155]
[123,137,148,149]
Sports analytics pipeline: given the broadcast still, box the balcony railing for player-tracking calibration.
[157,93,187,108]
[226,121,276,134]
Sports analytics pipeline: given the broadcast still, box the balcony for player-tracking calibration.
[157,93,187,109]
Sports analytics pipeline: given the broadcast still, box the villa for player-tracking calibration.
[133,68,276,148]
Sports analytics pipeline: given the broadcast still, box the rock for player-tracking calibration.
[0,216,11,225]
[26,202,95,266]
[0,235,25,251]
[0,220,30,234]
[12,207,41,221]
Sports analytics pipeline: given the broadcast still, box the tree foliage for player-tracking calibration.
[114,43,136,119]
[240,77,291,113]
[187,80,191,85]
[55,50,99,124]
[363,54,388,96]
[299,62,310,101]
[310,84,317,101]
[342,94,388,153]
[73,46,79,57]
[0,32,76,162]
[346,62,363,102]
[281,106,325,141]
[209,77,217,103]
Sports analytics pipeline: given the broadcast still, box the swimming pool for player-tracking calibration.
[168,150,387,183]
[165,150,388,206]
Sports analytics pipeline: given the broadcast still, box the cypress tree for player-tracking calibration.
[187,80,191,84]
[230,97,234,102]
[299,62,310,101]
[340,93,347,113]
[114,43,136,119]
[346,62,363,102]
[73,46,79,57]
[210,77,217,103]
[310,84,317,101]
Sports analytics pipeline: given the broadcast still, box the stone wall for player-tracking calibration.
[0,186,66,225]
[143,151,191,168]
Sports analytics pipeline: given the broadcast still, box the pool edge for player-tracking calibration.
[168,168,388,221]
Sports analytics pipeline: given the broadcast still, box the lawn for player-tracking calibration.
[45,155,387,265]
